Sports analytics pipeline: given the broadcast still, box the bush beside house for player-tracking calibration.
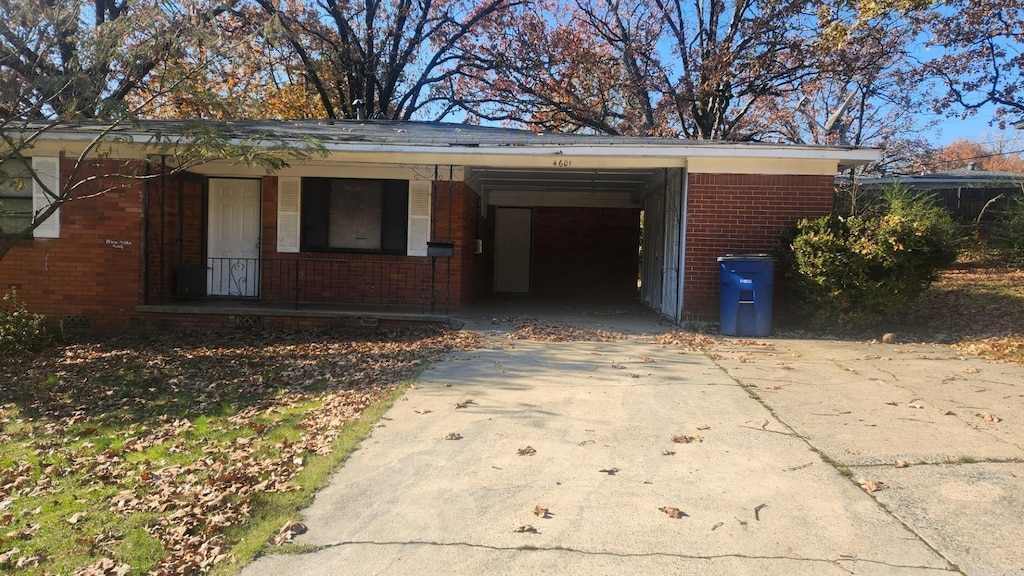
[779,187,959,329]
[990,197,1024,267]
[0,290,56,357]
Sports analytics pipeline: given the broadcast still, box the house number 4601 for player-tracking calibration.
[552,159,572,168]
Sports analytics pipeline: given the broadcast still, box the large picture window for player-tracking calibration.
[0,159,32,235]
[300,178,409,253]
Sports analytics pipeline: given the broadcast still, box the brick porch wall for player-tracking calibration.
[145,174,203,304]
[683,173,834,320]
[0,158,146,330]
[259,177,481,309]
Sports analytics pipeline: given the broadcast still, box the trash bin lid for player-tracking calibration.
[717,253,775,262]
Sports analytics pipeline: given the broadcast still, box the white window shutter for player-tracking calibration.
[31,156,60,238]
[407,180,431,256]
[277,176,301,253]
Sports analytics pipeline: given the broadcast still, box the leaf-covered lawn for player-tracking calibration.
[0,327,479,575]
[901,249,1024,364]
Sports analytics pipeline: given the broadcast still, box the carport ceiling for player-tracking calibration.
[466,166,661,197]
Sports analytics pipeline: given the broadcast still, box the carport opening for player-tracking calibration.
[467,166,665,307]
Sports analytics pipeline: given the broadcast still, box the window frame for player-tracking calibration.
[0,158,34,237]
[299,177,410,255]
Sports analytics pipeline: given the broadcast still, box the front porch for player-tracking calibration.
[141,171,462,321]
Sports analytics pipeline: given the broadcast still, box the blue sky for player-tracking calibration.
[927,114,1019,146]
[929,112,999,142]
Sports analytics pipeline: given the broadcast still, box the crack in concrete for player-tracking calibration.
[809,355,1024,455]
[852,457,1024,468]
[298,539,959,573]
[707,354,967,576]
[872,365,901,382]
[737,424,798,436]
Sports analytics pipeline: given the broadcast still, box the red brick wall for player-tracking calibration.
[259,178,481,309]
[683,173,834,319]
[0,158,146,330]
[458,183,484,305]
[131,310,428,333]
[532,207,641,300]
[145,174,203,304]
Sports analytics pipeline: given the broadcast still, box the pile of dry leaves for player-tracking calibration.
[649,330,719,351]
[0,327,479,575]
[502,317,628,342]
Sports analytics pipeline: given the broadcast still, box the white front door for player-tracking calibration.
[494,207,532,293]
[207,178,261,297]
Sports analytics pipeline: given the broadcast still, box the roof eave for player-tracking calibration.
[28,127,882,169]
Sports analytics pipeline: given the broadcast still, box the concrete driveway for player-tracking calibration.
[242,312,1023,575]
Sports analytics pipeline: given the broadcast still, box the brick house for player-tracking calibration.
[1,120,878,332]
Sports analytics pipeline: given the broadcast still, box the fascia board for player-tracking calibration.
[28,130,882,170]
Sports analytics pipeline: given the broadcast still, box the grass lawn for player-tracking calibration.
[0,328,478,575]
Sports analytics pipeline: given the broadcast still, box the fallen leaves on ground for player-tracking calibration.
[957,338,1024,364]
[977,412,1002,423]
[513,525,538,533]
[659,506,687,519]
[269,521,307,546]
[444,432,463,440]
[859,479,887,493]
[533,505,549,518]
[672,434,703,444]
[517,446,536,456]
[650,331,718,350]
[900,253,1024,365]
[453,399,476,409]
[598,468,619,475]
[74,557,132,576]
[503,317,628,342]
[895,460,909,468]
[0,326,480,575]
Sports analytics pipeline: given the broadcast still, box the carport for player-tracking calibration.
[466,165,682,317]
[463,164,688,323]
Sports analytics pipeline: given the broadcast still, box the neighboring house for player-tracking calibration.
[1,120,878,332]
[856,166,1024,223]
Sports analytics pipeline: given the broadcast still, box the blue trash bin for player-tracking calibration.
[717,255,775,336]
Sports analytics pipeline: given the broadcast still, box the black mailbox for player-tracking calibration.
[426,242,455,258]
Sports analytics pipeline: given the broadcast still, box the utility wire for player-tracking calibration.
[916,146,1024,170]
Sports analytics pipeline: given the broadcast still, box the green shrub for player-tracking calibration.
[990,196,1024,267]
[779,186,959,329]
[0,289,56,357]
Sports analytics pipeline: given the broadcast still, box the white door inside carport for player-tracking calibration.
[494,207,532,293]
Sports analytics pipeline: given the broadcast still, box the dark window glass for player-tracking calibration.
[300,178,408,254]
[0,159,32,235]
